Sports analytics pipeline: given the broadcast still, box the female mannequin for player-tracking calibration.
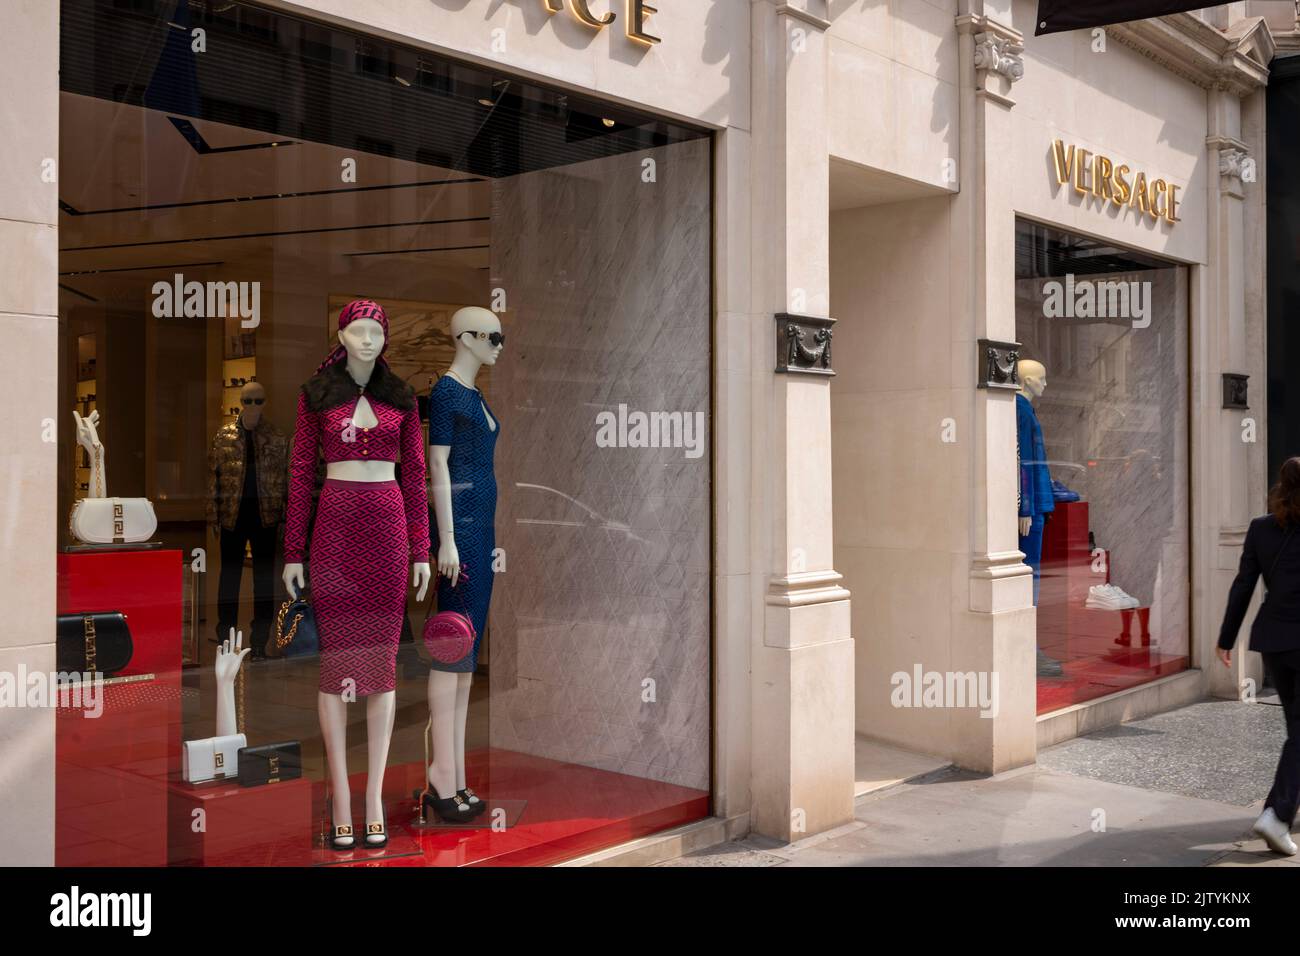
[283,299,431,850]
[422,306,503,823]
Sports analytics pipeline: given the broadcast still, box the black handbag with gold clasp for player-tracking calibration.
[55,612,133,676]
[237,741,302,787]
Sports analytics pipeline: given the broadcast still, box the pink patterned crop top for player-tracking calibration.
[283,391,431,563]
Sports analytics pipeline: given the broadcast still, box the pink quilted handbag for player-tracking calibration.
[422,566,476,665]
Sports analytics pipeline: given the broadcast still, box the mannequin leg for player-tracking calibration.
[364,690,396,827]
[318,692,352,841]
[453,674,472,790]
[426,670,459,796]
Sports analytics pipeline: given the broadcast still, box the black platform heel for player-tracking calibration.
[420,785,475,824]
[364,809,388,848]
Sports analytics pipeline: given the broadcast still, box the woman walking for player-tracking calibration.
[1218,457,1300,855]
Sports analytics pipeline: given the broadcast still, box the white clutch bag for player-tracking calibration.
[183,733,247,783]
[70,496,158,544]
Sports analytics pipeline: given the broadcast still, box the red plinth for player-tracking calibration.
[168,774,313,867]
[56,548,183,867]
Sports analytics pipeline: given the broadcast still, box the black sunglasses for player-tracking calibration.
[459,330,506,347]
[241,398,265,406]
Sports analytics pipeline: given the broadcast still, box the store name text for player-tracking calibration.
[543,0,661,45]
[1051,140,1181,226]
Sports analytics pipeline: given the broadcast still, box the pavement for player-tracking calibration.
[659,694,1298,867]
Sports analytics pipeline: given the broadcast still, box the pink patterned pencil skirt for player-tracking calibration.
[311,479,409,696]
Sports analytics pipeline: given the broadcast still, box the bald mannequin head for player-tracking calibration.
[1017,359,1047,399]
[239,381,265,428]
[450,306,504,368]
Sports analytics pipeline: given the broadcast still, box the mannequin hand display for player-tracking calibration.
[214,627,250,738]
[437,539,460,586]
[283,562,305,599]
[413,562,431,601]
[73,409,101,455]
[1019,516,1032,537]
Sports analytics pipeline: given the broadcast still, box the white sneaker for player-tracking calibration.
[1085,584,1140,610]
[1104,584,1141,608]
[1252,807,1298,856]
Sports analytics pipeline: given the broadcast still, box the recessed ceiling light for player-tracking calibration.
[478,97,494,107]
[394,74,411,87]
[601,118,615,128]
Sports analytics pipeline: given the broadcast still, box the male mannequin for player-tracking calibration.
[1017,359,1063,679]
[423,306,504,822]
[207,381,288,659]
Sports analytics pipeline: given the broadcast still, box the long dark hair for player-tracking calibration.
[1269,457,1300,528]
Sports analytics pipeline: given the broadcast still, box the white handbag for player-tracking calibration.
[70,496,158,544]
[182,733,247,784]
[68,442,157,544]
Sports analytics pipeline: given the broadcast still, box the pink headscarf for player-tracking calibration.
[316,299,390,374]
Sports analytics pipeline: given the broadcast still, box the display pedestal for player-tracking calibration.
[168,774,313,867]
[56,547,182,866]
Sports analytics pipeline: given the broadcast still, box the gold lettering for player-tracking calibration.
[626,0,660,43]
[568,0,615,27]
[1112,164,1131,205]
[1149,179,1167,220]
[1130,171,1149,214]
[1050,140,1075,186]
[1165,183,1180,223]
[1073,148,1091,196]
[1093,154,1113,200]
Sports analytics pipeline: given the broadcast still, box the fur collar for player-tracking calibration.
[302,362,415,413]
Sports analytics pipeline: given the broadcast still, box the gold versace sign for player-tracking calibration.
[543,0,660,45]
[1051,140,1181,226]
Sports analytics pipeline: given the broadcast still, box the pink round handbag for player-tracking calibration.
[423,566,476,665]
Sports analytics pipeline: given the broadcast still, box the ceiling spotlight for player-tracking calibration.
[394,74,411,87]
[601,117,615,128]
[478,97,494,107]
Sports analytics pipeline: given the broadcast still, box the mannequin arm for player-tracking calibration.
[213,628,249,737]
[429,445,459,586]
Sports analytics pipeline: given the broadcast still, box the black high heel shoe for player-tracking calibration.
[458,788,488,816]
[420,784,475,825]
[364,806,388,849]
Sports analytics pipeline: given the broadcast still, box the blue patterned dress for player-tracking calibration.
[427,375,498,672]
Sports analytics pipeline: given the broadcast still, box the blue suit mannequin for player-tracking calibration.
[1017,359,1062,679]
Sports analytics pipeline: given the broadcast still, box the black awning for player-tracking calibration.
[1034,1,1223,36]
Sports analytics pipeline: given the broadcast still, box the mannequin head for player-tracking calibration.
[337,317,385,364]
[450,306,504,367]
[1018,359,1047,399]
[238,381,265,428]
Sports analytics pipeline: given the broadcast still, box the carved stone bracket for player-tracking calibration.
[775,313,835,376]
[1209,135,1252,198]
[973,32,1024,83]
[976,338,1021,391]
[1222,372,1249,410]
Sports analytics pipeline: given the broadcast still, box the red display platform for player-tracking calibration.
[1035,501,1188,714]
[56,548,183,866]
[168,773,314,867]
[313,749,708,868]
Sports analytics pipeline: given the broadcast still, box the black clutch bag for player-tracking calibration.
[237,741,302,787]
[56,612,133,676]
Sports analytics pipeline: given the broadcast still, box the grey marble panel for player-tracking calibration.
[486,139,711,791]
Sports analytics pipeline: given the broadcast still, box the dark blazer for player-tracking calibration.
[1219,514,1300,653]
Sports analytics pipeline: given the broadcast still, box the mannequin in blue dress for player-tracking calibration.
[422,305,503,823]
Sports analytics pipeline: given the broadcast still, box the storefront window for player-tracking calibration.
[56,0,711,866]
[1014,220,1190,713]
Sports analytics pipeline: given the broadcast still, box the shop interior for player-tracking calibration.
[56,0,711,867]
